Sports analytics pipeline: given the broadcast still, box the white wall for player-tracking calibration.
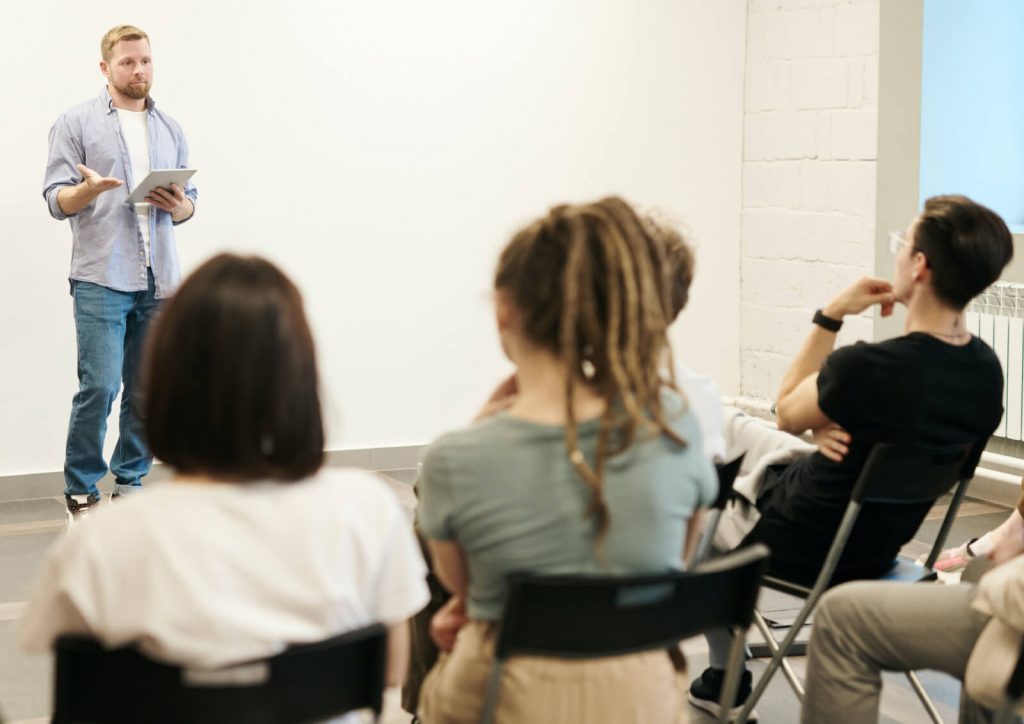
[740,0,880,400]
[0,1,746,477]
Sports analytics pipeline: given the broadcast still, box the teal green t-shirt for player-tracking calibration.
[417,393,718,621]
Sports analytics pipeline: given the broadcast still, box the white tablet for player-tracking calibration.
[127,169,196,204]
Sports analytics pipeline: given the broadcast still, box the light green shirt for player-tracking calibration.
[418,393,717,621]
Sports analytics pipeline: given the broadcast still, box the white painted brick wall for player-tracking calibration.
[790,59,849,109]
[745,61,791,112]
[830,109,878,160]
[740,0,880,401]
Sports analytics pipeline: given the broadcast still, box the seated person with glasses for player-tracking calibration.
[689,195,1014,719]
[19,254,429,704]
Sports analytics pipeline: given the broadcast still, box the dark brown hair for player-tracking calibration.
[495,197,685,544]
[913,195,1013,309]
[143,254,324,481]
[657,224,696,319]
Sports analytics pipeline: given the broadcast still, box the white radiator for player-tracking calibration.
[967,282,1024,441]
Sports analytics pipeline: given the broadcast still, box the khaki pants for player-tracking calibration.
[418,620,689,724]
[801,581,1002,724]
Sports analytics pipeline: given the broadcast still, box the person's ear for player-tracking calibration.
[99,60,109,79]
[912,251,930,283]
[494,291,514,332]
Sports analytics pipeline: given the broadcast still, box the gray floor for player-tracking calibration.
[0,469,1009,723]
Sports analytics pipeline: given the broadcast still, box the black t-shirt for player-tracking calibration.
[742,333,1004,586]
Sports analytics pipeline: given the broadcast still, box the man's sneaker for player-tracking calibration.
[689,666,758,721]
[65,493,101,527]
[111,485,143,501]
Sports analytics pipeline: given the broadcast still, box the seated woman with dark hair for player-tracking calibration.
[19,254,427,688]
[416,198,717,723]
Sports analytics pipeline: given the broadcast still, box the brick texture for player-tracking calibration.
[740,0,879,401]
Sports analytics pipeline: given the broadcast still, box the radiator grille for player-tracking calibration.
[967,282,1024,440]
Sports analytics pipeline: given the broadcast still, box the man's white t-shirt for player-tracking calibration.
[19,469,429,670]
[117,108,151,266]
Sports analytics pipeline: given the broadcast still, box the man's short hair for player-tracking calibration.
[142,254,324,482]
[101,25,149,62]
[913,195,1014,310]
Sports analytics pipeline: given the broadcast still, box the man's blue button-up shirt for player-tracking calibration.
[43,88,198,299]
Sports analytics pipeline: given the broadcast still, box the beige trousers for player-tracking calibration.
[418,620,689,724]
[801,581,1003,724]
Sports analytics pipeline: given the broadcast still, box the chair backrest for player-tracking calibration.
[494,545,769,661]
[713,454,746,510]
[53,624,387,724]
[768,439,984,594]
[850,440,977,505]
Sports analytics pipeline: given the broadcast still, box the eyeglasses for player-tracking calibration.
[887,231,911,256]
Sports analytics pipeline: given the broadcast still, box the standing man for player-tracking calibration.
[44,25,197,523]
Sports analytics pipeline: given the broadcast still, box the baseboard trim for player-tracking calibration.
[0,445,427,505]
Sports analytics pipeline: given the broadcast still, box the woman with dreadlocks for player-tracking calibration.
[416,197,717,723]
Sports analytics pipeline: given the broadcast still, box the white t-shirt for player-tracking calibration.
[117,108,151,266]
[677,366,727,462]
[19,469,429,671]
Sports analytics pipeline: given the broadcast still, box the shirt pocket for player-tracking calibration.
[82,129,124,181]
[150,120,179,169]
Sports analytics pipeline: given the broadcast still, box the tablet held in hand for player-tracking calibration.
[128,169,196,204]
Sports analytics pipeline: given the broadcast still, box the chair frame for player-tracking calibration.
[479,545,770,724]
[690,454,746,568]
[736,440,985,724]
[52,623,388,724]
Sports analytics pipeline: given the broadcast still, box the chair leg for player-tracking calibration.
[751,612,804,699]
[752,611,780,655]
[718,627,747,724]
[905,671,944,724]
[480,661,504,724]
[780,657,804,699]
[736,600,816,724]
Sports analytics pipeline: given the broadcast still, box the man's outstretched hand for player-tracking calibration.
[76,164,123,193]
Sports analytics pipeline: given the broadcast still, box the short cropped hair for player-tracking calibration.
[143,254,324,481]
[913,195,1014,310]
[101,25,149,62]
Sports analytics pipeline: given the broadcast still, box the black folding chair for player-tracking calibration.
[479,545,770,724]
[52,624,388,724]
[736,440,984,724]
[690,454,746,567]
[995,636,1024,724]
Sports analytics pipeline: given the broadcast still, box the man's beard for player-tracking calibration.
[115,79,150,100]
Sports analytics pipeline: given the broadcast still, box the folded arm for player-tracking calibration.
[775,277,895,435]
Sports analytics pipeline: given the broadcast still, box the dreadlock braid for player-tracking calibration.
[494,197,688,546]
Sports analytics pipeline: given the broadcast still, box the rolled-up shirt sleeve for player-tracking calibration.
[43,114,85,221]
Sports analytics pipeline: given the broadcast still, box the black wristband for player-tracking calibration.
[813,309,843,332]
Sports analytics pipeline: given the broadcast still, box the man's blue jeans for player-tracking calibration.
[64,270,161,498]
